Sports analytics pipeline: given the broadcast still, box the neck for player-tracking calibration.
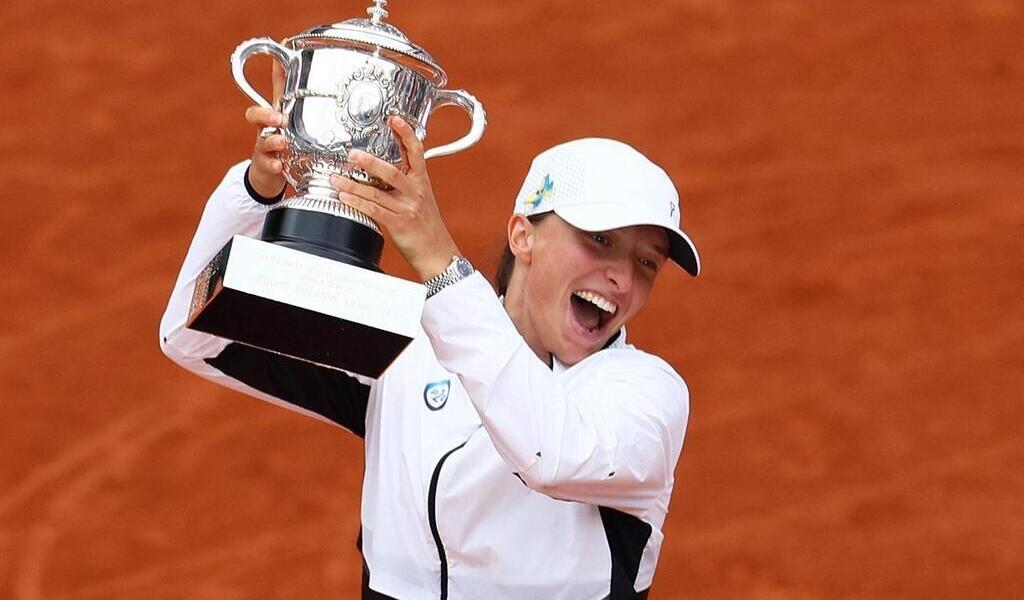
[503,279,552,367]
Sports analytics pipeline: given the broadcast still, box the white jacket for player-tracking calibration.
[159,161,691,599]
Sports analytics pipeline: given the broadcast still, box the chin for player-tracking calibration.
[554,351,584,368]
[558,305,618,366]
[552,338,601,367]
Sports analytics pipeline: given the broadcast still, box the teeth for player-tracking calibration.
[573,290,618,315]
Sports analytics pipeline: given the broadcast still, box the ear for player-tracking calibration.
[507,214,536,265]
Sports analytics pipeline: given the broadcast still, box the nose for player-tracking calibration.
[604,257,634,294]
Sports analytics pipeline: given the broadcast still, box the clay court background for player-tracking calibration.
[2,0,1022,598]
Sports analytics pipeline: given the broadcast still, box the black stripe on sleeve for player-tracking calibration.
[206,342,371,437]
[600,506,653,599]
[243,164,286,205]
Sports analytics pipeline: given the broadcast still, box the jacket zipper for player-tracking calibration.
[428,441,468,600]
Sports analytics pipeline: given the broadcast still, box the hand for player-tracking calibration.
[244,60,288,199]
[329,116,460,281]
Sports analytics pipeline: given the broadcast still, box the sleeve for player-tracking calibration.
[420,273,689,513]
[158,161,374,436]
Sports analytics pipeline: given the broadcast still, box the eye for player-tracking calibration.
[639,257,658,271]
[591,233,611,246]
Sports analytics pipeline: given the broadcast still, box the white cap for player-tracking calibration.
[513,138,700,276]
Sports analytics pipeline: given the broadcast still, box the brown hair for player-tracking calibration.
[494,213,550,297]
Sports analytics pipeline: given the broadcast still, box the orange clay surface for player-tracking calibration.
[1,1,1022,598]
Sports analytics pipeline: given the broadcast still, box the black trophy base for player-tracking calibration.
[261,206,384,271]
[186,236,425,378]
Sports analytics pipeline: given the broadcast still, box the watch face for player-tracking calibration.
[455,258,474,277]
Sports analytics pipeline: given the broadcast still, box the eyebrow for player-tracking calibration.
[647,241,669,258]
[622,230,668,258]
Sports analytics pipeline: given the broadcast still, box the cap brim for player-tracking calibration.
[667,230,701,277]
[553,205,701,276]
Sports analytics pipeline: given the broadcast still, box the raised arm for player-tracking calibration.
[158,160,373,436]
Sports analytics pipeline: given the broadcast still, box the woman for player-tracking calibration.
[160,107,700,598]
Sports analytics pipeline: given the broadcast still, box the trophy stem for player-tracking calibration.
[305,177,340,200]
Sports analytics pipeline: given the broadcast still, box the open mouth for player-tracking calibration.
[570,290,618,335]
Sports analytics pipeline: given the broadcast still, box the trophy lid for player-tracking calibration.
[286,1,448,85]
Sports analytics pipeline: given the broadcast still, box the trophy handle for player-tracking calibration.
[230,37,295,110]
[423,90,487,160]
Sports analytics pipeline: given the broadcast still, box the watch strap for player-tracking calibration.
[424,255,475,299]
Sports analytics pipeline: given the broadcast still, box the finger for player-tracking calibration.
[389,116,426,175]
[394,124,410,172]
[330,175,401,214]
[333,185,398,226]
[348,150,407,192]
[256,134,288,154]
[245,106,285,128]
[338,192,389,224]
[255,153,284,176]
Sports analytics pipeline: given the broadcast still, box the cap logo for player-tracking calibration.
[668,201,677,219]
[525,174,554,210]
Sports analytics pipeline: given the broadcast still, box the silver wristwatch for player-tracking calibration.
[424,255,475,299]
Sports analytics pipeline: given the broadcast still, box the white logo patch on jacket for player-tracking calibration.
[423,379,451,411]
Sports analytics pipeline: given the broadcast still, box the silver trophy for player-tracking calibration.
[187,1,486,377]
